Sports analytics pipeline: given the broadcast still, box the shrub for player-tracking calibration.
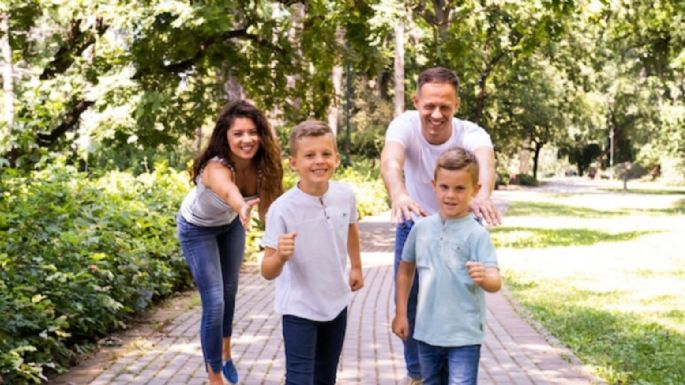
[0,161,192,384]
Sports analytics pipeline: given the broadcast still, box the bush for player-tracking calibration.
[0,161,192,384]
[511,173,539,186]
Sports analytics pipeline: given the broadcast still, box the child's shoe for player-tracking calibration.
[222,360,238,384]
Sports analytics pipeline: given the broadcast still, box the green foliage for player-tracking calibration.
[0,161,191,384]
[511,173,539,186]
[491,227,653,248]
[335,158,389,219]
[558,142,603,177]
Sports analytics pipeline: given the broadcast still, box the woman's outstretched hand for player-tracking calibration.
[239,198,260,230]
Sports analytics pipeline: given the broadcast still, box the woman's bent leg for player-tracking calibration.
[178,217,227,374]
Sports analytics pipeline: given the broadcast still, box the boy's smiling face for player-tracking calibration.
[432,167,480,219]
[289,134,340,195]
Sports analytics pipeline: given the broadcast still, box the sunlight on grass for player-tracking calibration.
[500,198,685,384]
[505,274,685,385]
[638,199,685,215]
[601,187,685,195]
[490,227,653,248]
[504,201,629,217]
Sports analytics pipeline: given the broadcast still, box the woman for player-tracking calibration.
[177,100,283,385]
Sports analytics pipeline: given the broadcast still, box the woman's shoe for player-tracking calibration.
[222,360,239,384]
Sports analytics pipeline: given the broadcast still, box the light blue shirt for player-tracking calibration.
[402,213,498,347]
[263,181,358,321]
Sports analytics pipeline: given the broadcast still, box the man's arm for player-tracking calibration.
[380,141,427,224]
[471,146,501,226]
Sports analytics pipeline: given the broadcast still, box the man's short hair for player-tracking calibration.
[418,67,460,93]
[434,147,479,185]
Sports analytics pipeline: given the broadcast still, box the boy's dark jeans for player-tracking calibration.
[282,308,347,385]
[417,342,481,385]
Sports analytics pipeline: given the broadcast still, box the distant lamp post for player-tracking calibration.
[608,97,615,178]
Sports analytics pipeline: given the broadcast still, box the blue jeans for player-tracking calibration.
[282,308,347,385]
[177,214,245,373]
[394,219,421,379]
[417,341,481,385]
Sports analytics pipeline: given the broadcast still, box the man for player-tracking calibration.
[381,67,501,384]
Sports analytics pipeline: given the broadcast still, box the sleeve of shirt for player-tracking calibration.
[475,230,498,268]
[460,120,494,150]
[384,111,413,146]
[262,203,285,249]
[401,225,418,263]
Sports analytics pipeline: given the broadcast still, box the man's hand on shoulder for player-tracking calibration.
[391,193,427,224]
[469,195,501,226]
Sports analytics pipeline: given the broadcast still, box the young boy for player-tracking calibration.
[392,147,501,385]
[261,120,364,385]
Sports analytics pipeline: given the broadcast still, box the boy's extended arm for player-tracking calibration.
[392,261,416,340]
[347,223,363,291]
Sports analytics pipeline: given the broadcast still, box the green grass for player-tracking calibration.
[639,199,685,215]
[505,199,685,217]
[501,200,685,385]
[601,187,685,195]
[506,276,685,385]
[504,201,629,217]
[491,227,653,248]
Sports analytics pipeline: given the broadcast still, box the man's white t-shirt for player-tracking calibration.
[385,111,493,216]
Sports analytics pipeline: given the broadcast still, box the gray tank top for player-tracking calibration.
[179,157,258,227]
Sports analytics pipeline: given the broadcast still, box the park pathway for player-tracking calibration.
[49,194,602,385]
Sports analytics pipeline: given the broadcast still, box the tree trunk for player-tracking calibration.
[393,19,405,117]
[1,12,14,147]
[327,64,343,135]
[532,141,543,180]
[518,139,530,175]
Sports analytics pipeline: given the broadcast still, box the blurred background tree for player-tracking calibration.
[1,0,683,180]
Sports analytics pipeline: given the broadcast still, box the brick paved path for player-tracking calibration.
[49,214,601,385]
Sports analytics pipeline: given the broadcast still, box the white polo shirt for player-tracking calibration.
[262,181,358,321]
[385,111,493,216]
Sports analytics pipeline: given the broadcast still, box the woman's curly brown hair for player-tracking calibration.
[190,100,283,220]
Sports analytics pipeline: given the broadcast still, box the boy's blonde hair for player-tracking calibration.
[434,147,480,185]
[289,120,337,155]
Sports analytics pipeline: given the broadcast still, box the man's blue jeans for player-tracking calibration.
[177,214,245,373]
[417,341,481,385]
[394,219,421,379]
[282,308,347,385]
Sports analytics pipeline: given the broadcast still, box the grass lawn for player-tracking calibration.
[497,195,685,385]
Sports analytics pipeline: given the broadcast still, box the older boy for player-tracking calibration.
[261,120,364,385]
[392,147,501,385]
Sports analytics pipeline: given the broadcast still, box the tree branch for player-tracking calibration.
[132,28,286,79]
[40,18,108,80]
[36,99,94,146]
